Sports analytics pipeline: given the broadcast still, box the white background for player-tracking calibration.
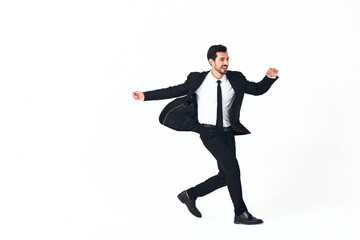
[1,0,359,239]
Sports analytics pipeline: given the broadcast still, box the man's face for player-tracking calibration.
[210,52,229,75]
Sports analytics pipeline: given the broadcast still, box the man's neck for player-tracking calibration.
[211,69,224,80]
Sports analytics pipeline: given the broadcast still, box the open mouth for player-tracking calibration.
[221,65,228,70]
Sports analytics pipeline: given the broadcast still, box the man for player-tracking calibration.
[132,45,279,225]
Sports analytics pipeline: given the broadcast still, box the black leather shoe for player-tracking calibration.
[234,211,263,225]
[177,191,202,218]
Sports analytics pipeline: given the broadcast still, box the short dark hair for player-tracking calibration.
[207,45,227,61]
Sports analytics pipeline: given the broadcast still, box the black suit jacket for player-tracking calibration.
[144,70,278,135]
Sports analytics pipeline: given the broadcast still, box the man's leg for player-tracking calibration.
[187,128,247,215]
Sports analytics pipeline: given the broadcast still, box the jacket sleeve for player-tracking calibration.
[244,75,279,96]
[143,75,192,101]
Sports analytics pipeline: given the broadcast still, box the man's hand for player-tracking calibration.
[132,91,144,101]
[266,68,278,78]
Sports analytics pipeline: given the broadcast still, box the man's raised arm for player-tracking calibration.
[244,67,279,96]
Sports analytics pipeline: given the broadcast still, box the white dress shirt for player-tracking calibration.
[195,72,235,127]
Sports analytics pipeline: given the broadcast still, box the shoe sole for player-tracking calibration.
[234,220,264,225]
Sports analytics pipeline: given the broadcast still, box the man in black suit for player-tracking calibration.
[132,45,279,225]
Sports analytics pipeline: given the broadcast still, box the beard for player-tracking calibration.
[216,64,228,75]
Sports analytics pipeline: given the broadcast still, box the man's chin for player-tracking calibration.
[215,69,227,75]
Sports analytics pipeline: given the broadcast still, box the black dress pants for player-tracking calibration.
[186,127,248,216]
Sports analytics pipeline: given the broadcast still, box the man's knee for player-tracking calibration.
[223,162,240,177]
[217,173,227,186]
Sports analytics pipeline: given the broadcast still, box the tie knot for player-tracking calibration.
[217,80,221,85]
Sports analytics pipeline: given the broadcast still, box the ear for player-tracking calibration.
[209,59,214,66]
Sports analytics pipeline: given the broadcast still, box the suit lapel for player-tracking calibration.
[227,71,239,94]
[227,71,242,109]
[189,71,209,94]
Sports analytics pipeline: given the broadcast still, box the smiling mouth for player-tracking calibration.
[221,65,228,70]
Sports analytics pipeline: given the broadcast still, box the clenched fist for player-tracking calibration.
[266,68,278,78]
[132,91,144,101]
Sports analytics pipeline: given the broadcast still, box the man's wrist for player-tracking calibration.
[266,75,277,79]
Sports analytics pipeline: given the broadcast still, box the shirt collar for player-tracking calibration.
[206,71,227,83]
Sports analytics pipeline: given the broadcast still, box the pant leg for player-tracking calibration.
[187,127,248,215]
[187,162,227,200]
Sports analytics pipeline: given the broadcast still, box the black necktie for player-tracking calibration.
[216,80,223,130]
